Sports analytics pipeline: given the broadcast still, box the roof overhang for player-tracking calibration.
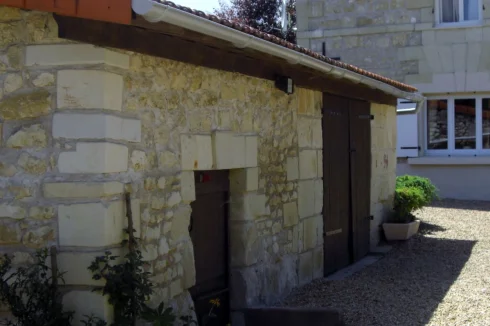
[397,98,422,114]
[132,0,425,104]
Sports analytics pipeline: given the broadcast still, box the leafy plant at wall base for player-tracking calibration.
[392,175,439,223]
[140,302,177,326]
[0,249,74,326]
[393,187,426,223]
[80,315,107,326]
[87,192,196,326]
[88,235,153,326]
[396,175,439,202]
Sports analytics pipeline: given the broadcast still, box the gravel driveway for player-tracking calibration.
[281,199,490,326]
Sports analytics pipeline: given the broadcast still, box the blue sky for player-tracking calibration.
[174,0,228,13]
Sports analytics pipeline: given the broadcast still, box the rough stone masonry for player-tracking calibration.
[297,0,490,93]
[0,5,397,325]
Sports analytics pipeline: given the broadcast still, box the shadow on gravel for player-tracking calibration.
[282,236,476,326]
[426,199,490,212]
[418,220,446,235]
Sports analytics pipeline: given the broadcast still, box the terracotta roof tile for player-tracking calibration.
[149,0,418,93]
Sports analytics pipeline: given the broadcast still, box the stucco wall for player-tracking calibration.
[370,103,397,246]
[397,159,490,201]
[297,0,490,93]
[0,6,325,323]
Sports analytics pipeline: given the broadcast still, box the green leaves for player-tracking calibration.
[393,175,439,222]
[0,249,74,326]
[80,315,107,326]
[140,303,177,326]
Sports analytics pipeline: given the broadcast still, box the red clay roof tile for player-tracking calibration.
[150,0,418,93]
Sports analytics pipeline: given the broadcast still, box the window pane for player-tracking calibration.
[441,0,459,22]
[464,0,479,20]
[427,99,448,150]
[454,99,476,149]
[483,99,490,149]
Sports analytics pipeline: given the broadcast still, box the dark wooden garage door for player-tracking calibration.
[189,170,230,326]
[323,93,372,275]
[349,100,372,262]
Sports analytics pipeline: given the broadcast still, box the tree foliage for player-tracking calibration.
[214,0,297,43]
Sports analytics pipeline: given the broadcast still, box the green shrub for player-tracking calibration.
[393,187,426,222]
[392,175,438,223]
[396,175,438,202]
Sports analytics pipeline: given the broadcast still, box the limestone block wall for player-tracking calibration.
[297,0,490,92]
[0,6,327,322]
[0,7,142,324]
[370,103,397,246]
[295,89,324,286]
[123,51,325,311]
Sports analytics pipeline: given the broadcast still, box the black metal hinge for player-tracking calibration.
[400,146,421,150]
[368,215,374,221]
[325,110,341,116]
[359,114,374,120]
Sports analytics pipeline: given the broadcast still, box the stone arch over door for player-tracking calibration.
[179,131,260,317]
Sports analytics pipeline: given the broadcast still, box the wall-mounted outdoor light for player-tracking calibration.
[275,75,294,95]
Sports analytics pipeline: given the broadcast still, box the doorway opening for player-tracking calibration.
[189,170,231,326]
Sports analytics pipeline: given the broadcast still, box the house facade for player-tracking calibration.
[297,0,490,201]
[0,0,422,324]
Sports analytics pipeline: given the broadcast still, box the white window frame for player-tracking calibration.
[435,0,482,27]
[424,95,490,157]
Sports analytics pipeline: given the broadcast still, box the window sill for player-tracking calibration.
[408,156,490,165]
[434,20,483,30]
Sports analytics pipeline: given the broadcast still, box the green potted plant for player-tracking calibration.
[383,175,438,241]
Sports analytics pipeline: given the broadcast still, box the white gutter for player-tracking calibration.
[132,0,426,104]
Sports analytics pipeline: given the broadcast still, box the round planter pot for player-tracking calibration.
[382,219,421,241]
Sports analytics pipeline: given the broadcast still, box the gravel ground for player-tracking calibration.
[281,199,490,326]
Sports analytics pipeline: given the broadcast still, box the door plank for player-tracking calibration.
[349,100,372,262]
[189,170,231,325]
[323,93,351,275]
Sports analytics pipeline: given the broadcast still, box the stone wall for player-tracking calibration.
[0,6,325,324]
[0,6,144,324]
[370,103,397,246]
[124,53,324,313]
[297,0,490,93]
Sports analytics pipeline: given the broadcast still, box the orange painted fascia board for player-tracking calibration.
[0,0,131,24]
[25,0,76,15]
[0,0,24,7]
[77,0,131,25]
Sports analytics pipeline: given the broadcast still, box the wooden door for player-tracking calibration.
[349,99,372,262]
[189,170,230,326]
[323,94,351,275]
[322,93,372,275]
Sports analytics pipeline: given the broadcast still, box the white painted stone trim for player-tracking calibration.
[43,181,124,198]
[58,142,129,174]
[58,201,126,247]
[26,44,130,69]
[57,70,124,111]
[181,132,259,171]
[63,291,114,325]
[53,113,141,142]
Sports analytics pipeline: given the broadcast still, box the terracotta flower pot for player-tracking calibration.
[382,219,421,241]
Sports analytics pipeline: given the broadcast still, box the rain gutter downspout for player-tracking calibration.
[131,0,426,105]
